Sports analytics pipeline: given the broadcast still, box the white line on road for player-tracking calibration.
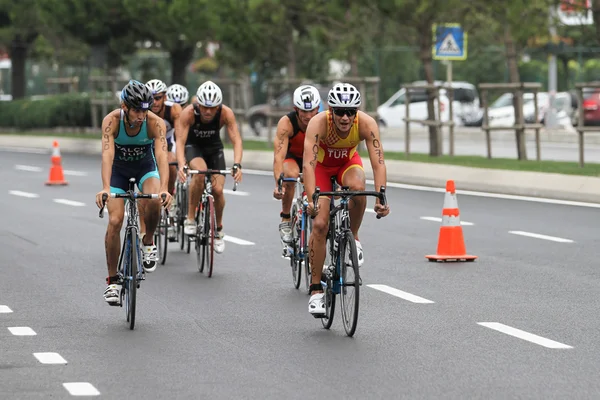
[224,188,250,196]
[508,230,573,243]
[53,199,86,207]
[1,147,48,154]
[8,327,36,336]
[478,322,573,349]
[15,164,42,172]
[0,305,13,313]
[420,216,474,226]
[9,190,39,198]
[33,352,68,364]
[223,235,255,245]
[244,169,273,177]
[63,170,88,177]
[62,382,101,396]
[367,284,435,304]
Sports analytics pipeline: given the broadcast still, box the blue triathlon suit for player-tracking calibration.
[110,110,160,194]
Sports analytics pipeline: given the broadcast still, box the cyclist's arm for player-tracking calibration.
[302,113,325,202]
[170,102,182,141]
[149,113,169,193]
[273,116,291,184]
[100,112,117,192]
[360,112,387,203]
[221,105,243,165]
[175,105,192,168]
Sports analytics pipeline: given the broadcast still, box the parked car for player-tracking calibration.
[245,85,328,136]
[376,80,480,129]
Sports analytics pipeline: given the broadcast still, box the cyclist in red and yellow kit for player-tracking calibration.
[273,85,321,257]
[302,83,390,316]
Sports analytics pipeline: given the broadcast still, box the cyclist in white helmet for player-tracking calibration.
[166,84,190,106]
[175,80,243,254]
[272,84,322,258]
[302,82,390,316]
[145,79,182,223]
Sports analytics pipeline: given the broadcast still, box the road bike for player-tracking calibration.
[99,177,166,330]
[312,178,387,337]
[185,166,238,277]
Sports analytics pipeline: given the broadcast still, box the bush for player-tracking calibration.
[0,93,92,130]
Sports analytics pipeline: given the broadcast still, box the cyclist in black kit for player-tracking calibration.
[175,80,243,254]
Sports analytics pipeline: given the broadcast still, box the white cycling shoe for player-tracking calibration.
[308,293,325,316]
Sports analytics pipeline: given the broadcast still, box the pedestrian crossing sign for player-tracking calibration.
[433,23,467,61]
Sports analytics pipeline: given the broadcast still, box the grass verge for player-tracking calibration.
[2,131,599,177]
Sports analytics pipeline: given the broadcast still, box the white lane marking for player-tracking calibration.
[223,235,255,245]
[9,190,39,198]
[33,352,68,364]
[8,327,36,336]
[420,216,474,226]
[53,199,86,207]
[224,188,250,196]
[244,168,273,176]
[0,147,48,154]
[508,230,573,243]
[62,382,101,396]
[63,170,88,177]
[478,322,573,349]
[367,284,435,304]
[0,305,13,313]
[15,164,42,172]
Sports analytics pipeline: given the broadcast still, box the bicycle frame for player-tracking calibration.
[277,172,309,255]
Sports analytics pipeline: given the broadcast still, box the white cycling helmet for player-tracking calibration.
[293,85,321,111]
[196,80,222,107]
[166,84,189,104]
[145,79,168,95]
[327,83,361,108]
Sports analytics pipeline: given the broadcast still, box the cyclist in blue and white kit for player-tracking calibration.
[146,79,182,201]
[95,80,173,305]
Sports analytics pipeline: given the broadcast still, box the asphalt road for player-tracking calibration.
[2,149,600,399]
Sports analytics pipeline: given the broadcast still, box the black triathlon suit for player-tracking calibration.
[184,104,226,172]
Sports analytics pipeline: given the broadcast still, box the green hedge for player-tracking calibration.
[0,93,92,130]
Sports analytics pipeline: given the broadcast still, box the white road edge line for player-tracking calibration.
[420,216,474,226]
[53,199,86,207]
[9,190,39,198]
[1,147,48,154]
[242,170,600,208]
[8,327,36,336]
[15,164,42,172]
[367,284,435,304]
[33,352,68,364]
[508,230,573,243]
[223,235,255,246]
[63,170,88,177]
[62,382,101,396]
[478,322,573,349]
[0,305,13,313]
[224,188,250,196]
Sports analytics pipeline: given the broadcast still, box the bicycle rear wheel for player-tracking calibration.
[303,216,313,295]
[320,278,336,329]
[155,207,168,265]
[340,231,360,337]
[290,202,302,289]
[202,196,216,277]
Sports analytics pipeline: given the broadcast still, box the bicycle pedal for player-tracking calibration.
[312,313,326,319]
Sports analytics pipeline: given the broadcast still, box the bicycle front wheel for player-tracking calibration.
[203,196,216,278]
[290,202,302,289]
[126,232,138,331]
[155,207,168,265]
[303,215,313,295]
[340,231,360,337]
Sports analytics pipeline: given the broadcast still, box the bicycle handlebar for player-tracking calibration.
[277,172,303,194]
[98,192,166,219]
[311,186,388,220]
[183,165,239,191]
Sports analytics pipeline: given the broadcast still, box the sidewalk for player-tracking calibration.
[2,134,600,204]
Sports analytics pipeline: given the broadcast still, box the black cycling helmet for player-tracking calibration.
[120,80,154,110]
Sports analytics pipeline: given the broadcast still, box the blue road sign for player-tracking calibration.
[432,23,467,61]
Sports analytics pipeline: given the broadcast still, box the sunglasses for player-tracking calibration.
[332,108,357,117]
[153,95,164,101]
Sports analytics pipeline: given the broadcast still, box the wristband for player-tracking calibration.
[233,163,242,170]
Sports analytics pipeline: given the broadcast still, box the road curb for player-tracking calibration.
[1,134,599,203]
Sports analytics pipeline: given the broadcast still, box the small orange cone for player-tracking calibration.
[45,140,68,186]
[425,180,477,262]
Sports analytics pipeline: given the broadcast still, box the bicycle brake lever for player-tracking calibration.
[99,193,108,219]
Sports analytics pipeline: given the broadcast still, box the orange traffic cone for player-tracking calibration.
[425,180,477,262]
[45,140,68,186]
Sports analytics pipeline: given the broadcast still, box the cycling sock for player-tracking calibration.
[106,275,120,285]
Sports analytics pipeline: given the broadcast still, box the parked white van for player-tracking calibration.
[376,81,480,129]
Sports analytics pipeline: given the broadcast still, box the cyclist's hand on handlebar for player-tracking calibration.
[159,191,173,209]
[307,201,319,217]
[95,190,109,209]
[374,203,390,218]
[273,186,284,200]
[232,165,242,183]
[177,165,187,183]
